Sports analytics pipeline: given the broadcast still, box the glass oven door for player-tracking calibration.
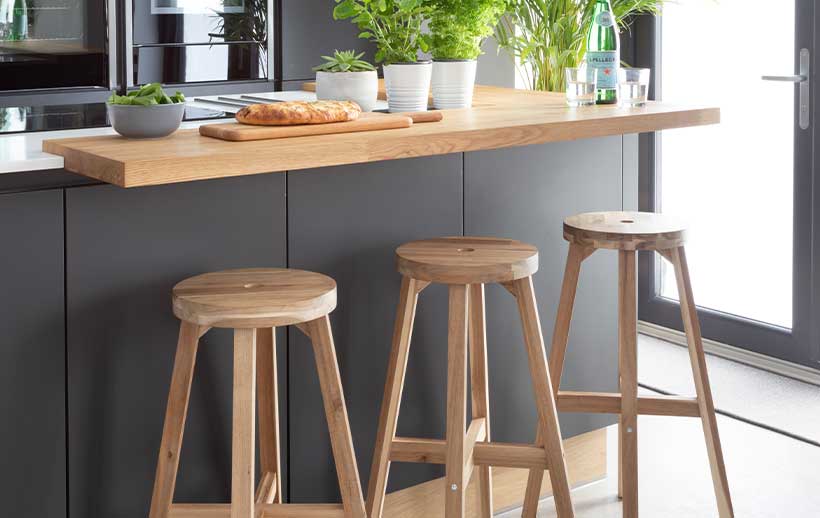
[127,0,271,86]
[0,0,114,91]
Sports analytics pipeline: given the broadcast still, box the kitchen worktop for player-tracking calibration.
[42,85,719,188]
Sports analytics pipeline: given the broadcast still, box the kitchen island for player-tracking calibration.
[0,86,717,518]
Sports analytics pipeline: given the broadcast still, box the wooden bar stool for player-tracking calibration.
[367,237,576,518]
[522,212,734,518]
[149,268,366,518]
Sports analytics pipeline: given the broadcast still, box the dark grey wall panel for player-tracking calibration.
[0,189,66,518]
[287,155,463,502]
[66,174,287,517]
[465,137,625,442]
[281,0,376,81]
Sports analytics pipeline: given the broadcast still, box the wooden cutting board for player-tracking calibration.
[199,111,441,142]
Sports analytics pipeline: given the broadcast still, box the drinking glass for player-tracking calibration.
[618,68,651,106]
[565,67,597,107]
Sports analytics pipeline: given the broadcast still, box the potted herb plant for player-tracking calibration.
[495,0,662,92]
[426,0,508,109]
[334,0,432,112]
[314,50,379,112]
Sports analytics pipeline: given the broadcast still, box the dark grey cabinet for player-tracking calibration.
[465,137,627,440]
[286,155,463,502]
[64,175,287,517]
[280,0,376,81]
[0,189,66,518]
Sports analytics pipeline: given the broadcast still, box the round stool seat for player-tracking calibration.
[563,211,687,251]
[396,236,538,284]
[172,268,336,328]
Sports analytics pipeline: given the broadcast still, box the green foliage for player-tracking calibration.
[108,83,185,106]
[313,50,376,72]
[495,0,662,92]
[426,0,508,60]
[209,0,268,77]
[333,0,431,64]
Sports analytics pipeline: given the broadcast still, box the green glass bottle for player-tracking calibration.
[587,0,619,104]
[10,0,26,41]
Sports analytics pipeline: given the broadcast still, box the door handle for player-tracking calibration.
[761,75,807,82]
[762,48,810,130]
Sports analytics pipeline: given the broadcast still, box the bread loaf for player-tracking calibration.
[236,100,362,126]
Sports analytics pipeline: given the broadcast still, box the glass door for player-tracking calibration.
[640,0,817,368]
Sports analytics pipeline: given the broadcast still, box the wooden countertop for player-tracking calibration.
[43,86,719,188]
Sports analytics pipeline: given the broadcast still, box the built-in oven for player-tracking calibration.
[0,0,117,91]
[125,0,274,87]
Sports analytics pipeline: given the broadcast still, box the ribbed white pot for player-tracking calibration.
[315,70,379,112]
[383,62,432,113]
[431,60,477,109]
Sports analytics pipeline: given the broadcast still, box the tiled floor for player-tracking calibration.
[498,412,820,517]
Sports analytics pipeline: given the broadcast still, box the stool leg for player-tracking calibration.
[149,321,201,518]
[307,316,367,518]
[513,276,575,518]
[618,251,639,518]
[468,284,493,518]
[232,328,257,518]
[522,243,589,516]
[366,276,421,518]
[256,327,282,504]
[666,246,734,518]
[446,284,469,518]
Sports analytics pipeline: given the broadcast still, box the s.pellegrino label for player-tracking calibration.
[587,0,619,104]
[587,51,618,89]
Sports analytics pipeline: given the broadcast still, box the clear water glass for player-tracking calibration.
[565,67,597,107]
[618,68,651,106]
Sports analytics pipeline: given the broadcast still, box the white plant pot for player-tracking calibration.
[383,62,433,113]
[431,60,477,109]
[315,70,379,112]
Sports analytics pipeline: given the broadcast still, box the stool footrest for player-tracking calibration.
[556,391,700,417]
[390,437,550,470]
[169,503,345,517]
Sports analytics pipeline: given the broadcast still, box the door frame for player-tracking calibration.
[634,2,819,370]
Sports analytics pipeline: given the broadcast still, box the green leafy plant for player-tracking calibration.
[495,0,663,92]
[209,0,269,78]
[313,50,376,72]
[333,0,431,64]
[108,83,185,106]
[426,0,509,60]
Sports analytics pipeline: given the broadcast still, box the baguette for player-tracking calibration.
[236,100,362,126]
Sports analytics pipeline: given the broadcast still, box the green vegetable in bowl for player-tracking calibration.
[108,83,186,106]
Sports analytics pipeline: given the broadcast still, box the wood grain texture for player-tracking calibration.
[468,284,493,518]
[43,85,720,188]
[618,251,638,518]
[172,268,336,328]
[564,211,687,251]
[256,328,282,504]
[513,277,575,518]
[149,321,202,518]
[366,276,421,518]
[307,316,367,518]
[200,113,413,142]
[667,247,734,518]
[231,328,257,518]
[396,236,539,284]
[445,284,469,518]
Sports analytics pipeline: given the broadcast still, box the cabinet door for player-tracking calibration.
[286,155,463,502]
[281,0,376,81]
[0,189,66,518]
[465,137,627,442]
[65,175,286,517]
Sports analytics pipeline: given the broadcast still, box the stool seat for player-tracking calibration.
[172,268,336,328]
[564,211,687,251]
[396,236,539,284]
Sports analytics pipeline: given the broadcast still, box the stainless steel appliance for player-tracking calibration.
[125,0,274,87]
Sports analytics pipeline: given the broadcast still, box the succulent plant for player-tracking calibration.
[313,50,377,73]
